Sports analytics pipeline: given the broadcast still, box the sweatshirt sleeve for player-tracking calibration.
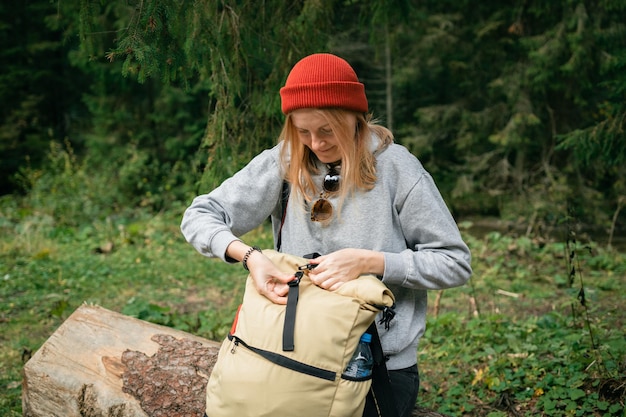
[382,171,472,290]
[180,146,283,262]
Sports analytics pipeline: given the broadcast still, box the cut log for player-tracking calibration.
[22,304,451,417]
[22,304,221,417]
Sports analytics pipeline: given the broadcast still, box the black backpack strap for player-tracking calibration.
[362,323,400,417]
[276,180,290,252]
[228,334,335,381]
[282,271,303,351]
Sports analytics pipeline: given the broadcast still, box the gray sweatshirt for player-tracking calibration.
[181,138,472,370]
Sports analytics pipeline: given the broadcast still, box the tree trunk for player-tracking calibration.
[22,304,451,417]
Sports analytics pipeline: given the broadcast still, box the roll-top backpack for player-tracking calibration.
[204,250,396,417]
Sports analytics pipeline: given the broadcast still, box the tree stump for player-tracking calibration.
[22,304,451,417]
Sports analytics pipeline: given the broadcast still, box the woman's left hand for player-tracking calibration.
[307,248,384,291]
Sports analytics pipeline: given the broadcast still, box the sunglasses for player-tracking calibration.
[311,165,341,222]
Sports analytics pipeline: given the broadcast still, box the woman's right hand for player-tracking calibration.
[245,250,293,305]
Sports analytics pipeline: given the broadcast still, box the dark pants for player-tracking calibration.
[387,364,420,417]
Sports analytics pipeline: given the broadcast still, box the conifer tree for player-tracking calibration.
[78,0,334,190]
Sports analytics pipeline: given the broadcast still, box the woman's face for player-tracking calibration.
[291,109,356,164]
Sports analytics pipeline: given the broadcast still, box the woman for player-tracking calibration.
[181,53,472,417]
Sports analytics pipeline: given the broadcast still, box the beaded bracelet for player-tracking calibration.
[242,246,262,271]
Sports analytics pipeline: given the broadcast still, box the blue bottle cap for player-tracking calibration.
[360,333,372,343]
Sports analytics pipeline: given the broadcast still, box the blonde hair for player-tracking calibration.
[279,109,393,207]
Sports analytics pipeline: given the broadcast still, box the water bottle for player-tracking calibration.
[343,333,374,378]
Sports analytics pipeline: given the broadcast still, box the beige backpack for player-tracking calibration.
[205,250,395,417]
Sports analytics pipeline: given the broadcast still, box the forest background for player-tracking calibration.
[2,0,626,229]
[1,1,625,416]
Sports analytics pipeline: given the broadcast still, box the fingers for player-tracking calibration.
[327,281,343,292]
[267,279,290,297]
[309,272,343,291]
[248,253,296,304]
[257,276,290,305]
[264,291,288,305]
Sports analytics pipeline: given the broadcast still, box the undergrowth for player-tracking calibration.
[418,230,626,416]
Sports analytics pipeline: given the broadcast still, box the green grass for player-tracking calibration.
[1,210,625,416]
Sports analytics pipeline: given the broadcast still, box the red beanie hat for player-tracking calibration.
[280,53,368,114]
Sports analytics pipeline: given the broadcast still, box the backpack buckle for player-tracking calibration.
[289,271,304,287]
[298,263,318,271]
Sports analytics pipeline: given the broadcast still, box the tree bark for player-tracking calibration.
[22,304,451,417]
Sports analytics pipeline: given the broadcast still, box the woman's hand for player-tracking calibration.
[226,241,295,305]
[245,250,294,305]
[307,248,384,291]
